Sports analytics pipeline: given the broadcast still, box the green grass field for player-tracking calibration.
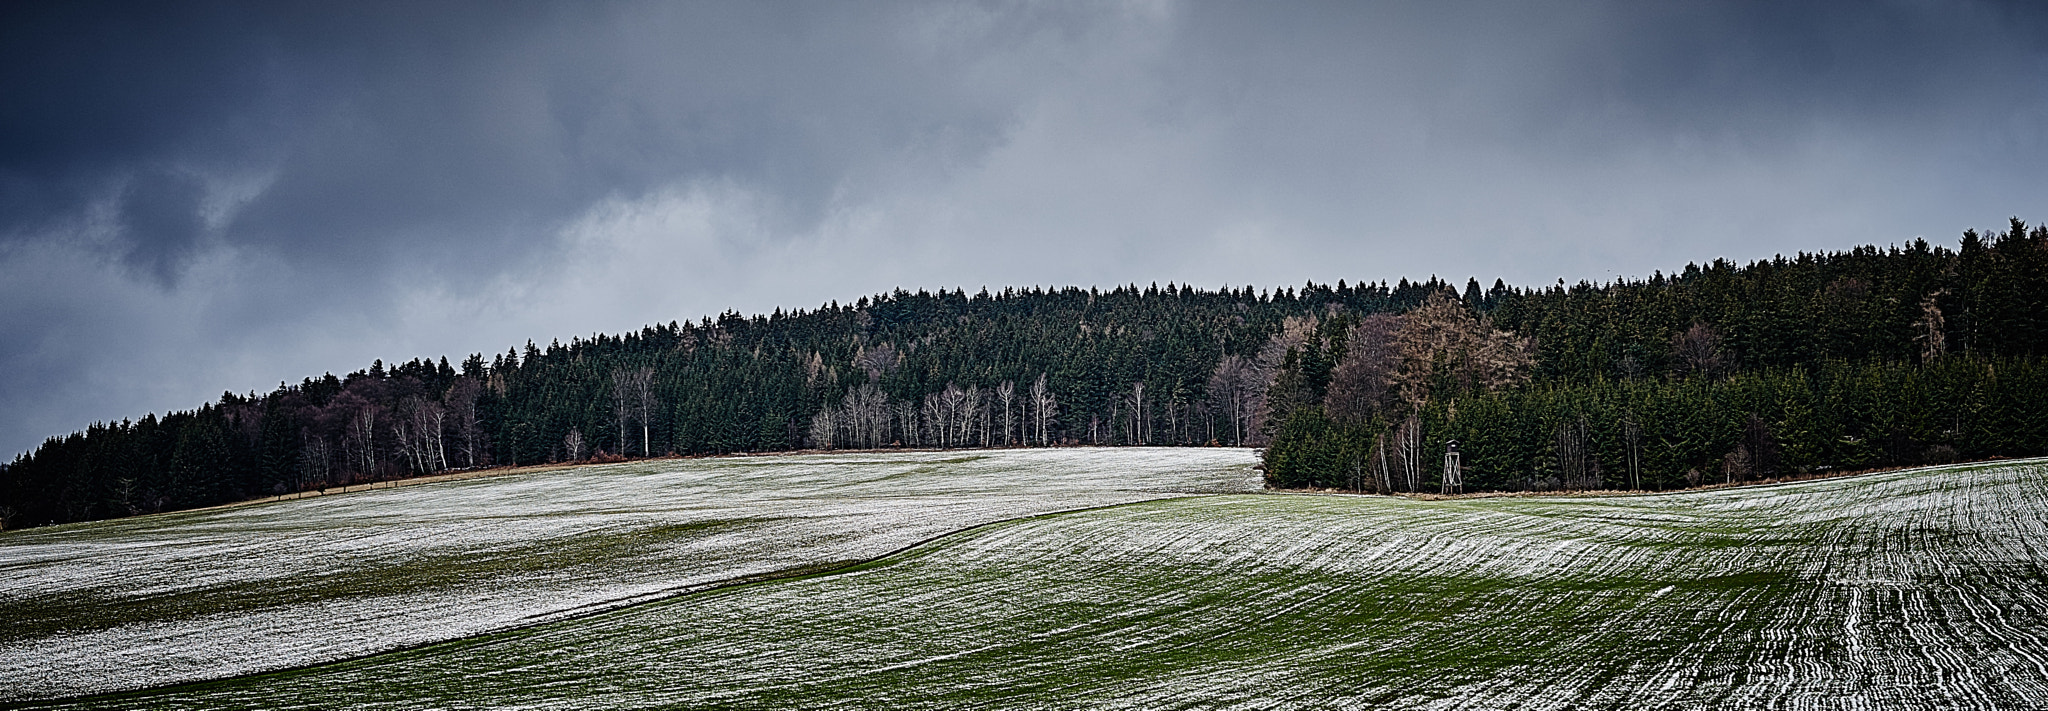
[18,457,2048,710]
[0,448,1260,700]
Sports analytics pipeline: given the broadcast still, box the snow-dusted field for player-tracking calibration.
[24,458,2048,711]
[0,447,1262,701]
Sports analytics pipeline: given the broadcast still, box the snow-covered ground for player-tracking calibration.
[0,447,1262,700]
[27,458,2048,711]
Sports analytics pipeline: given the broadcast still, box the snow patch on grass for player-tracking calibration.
[0,447,1259,700]
[36,459,2047,710]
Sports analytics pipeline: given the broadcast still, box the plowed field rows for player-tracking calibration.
[12,455,2048,710]
[0,448,1261,700]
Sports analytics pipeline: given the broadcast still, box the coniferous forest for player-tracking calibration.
[5,219,2047,529]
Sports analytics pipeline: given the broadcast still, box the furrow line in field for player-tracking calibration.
[19,457,2048,709]
[0,448,1263,702]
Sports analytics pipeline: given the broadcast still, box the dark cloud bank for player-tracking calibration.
[3,0,2045,457]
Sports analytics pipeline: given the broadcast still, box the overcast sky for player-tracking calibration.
[3,0,2045,457]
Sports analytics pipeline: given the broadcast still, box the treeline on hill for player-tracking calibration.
[4,219,2047,528]
[1263,218,2048,492]
[0,281,1440,527]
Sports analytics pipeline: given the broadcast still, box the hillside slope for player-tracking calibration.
[32,458,2048,710]
[9,220,2048,527]
[0,448,1259,701]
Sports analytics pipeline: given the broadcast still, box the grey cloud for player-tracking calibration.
[5,2,1015,278]
[117,169,210,284]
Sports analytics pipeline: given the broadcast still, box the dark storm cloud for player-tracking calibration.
[3,0,2046,457]
[1530,2,2048,150]
[116,169,210,284]
[2,1,1014,277]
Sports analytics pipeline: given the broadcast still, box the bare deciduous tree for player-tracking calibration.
[1325,313,1402,420]
[843,383,891,449]
[972,390,986,447]
[445,377,484,468]
[808,407,837,449]
[802,351,828,386]
[996,380,1016,446]
[1395,412,1421,492]
[389,397,444,474]
[1393,291,1535,407]
[957,383,981,448]
[1375,431,1393,493]
[348,410,376,478]
[1205,356,1263,446]
[922,383,981,449]
[1126,381,1148,445]
[1555,416,1593,490]
[1672,323,1730,379]
[1029,373,1058,446]
[922,391,945,447]
[336,394,380,481]
[1722,413,1781,483]
[612,366,657,456]
[402,396,447,473]
[1913,291,1948,362]
[300,431,333,490]
[895,400,920,447]
[854,342,900,381]
[563,428,587,461]
[1248,315,1318,438]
